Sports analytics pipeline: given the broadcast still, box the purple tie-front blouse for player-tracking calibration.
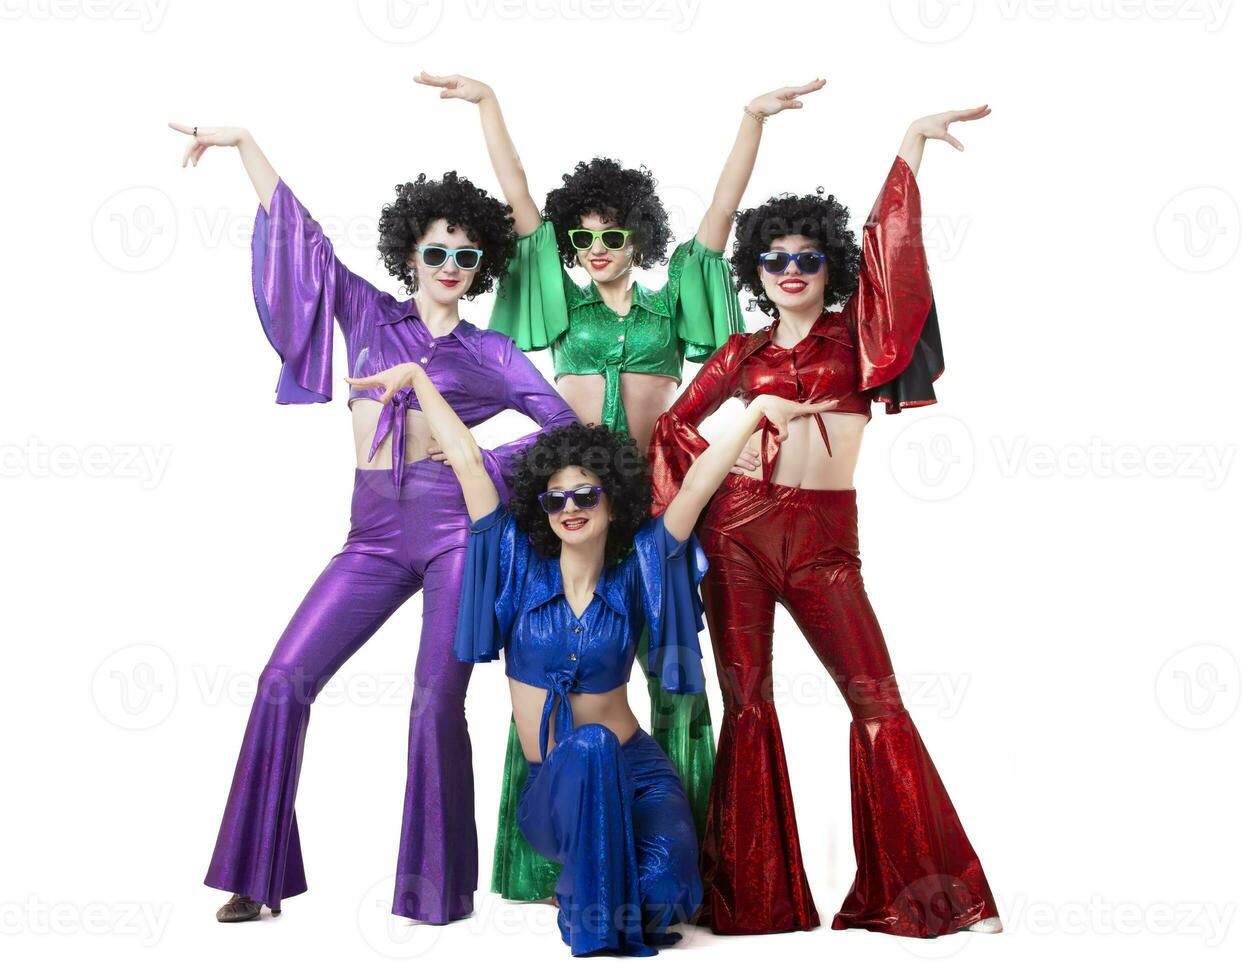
[250,178,577,495]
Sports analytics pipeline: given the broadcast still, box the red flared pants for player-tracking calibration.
[695,474,997,937]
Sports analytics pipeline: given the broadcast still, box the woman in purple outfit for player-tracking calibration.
[168,122,577,924]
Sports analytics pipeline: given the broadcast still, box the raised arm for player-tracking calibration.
[170,123,379,404]
[476,339,579,502]
[896,104,991,178]
[696,79,826,251]
[168,123,279,211]
[416,72,542,235]
[662,395,831,542]
[346,362,501,521]
[849,104,990,402]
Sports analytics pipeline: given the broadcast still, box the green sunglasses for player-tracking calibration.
[416,245,483,270]
[567,228,633,251]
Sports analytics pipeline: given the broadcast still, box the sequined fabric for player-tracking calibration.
[648,156,943,507]
[208,184,576,922]
[252,179,576,497]
[452,504,708,702]
[491,720,563,900]
[518,726,702,956]
[692,475,997,936]
[452,505,708,953]
[834,711,997,936]
[488,220,744,435]
[486,219,736,899]
[207,462,481,922]
[648,156,996,937]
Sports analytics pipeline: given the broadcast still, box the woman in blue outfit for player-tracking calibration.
[346,361,832,955]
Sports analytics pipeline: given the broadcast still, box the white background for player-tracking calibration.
[1,0,1239,976]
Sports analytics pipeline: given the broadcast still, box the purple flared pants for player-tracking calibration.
[205,460,476,922]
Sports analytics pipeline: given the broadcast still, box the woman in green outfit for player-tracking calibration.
[418,70,826,902]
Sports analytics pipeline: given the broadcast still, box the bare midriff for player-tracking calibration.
[509,677,639,764]
[350,398,437,469]
[737,410,869,491]
[556,372,678,453]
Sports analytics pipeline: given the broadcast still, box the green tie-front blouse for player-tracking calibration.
[488,220,745,437]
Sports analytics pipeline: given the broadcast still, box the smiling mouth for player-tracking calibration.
[561,516,589,531]
[437,277,461,287]
[778,278,807,293]
[588,258,611,269]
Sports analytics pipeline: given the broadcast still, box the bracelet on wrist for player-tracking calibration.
[744,106,766,125]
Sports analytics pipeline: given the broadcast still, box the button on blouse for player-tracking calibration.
[648,156,946,508]
[486,220,745,437]
[251,179,578,497]
[453,503,709,759]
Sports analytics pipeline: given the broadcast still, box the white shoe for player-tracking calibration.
[965,916,1003,934]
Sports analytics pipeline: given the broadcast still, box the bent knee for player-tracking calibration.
[255,662,319,707]
[844,672,906,720]
[642,863,702,924]
[560,722,621,756]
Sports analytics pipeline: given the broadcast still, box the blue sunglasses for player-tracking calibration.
[537,485,606,515]
[760,250,826,275]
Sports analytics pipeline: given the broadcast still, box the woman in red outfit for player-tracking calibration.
[647,104,1000,938]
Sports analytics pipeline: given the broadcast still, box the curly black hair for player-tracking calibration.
[543,157,672,270]
[731,190,861,318]
[376,171,515,297]
[509,422,652,565]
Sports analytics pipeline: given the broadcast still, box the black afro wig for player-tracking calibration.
[543,157,672,270]
[731,190,861,318]
[509,422,652,565]
[377,171,515,297]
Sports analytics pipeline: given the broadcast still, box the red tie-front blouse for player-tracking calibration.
[648,155,945,513]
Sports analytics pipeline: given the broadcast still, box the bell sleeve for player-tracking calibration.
[478,337,580,504]
[487,219,577,351]
[662,236,746,363]
[849,155,944,412]
[452,503,529,664]
[632,517,708,696]
[646,332,745,515]
[251,179,376,404]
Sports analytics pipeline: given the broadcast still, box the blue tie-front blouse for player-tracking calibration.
[452,503,708,760]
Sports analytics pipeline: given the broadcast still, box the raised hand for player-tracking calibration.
[746,78,827,119]
[415,71,494,104]
[730,445,761,476]
[345,363,423,404]
[417,70,542,234]
[167,122,248,168]
[662,391,831,542]
[698,78,827,250]
[167,122,278,209]
[426,438,449,464]
[907,104,992,151]
[753,394,835,442]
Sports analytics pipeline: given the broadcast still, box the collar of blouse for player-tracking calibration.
[371,294,486,365]
[566,278,670,319]
[520,550,632,622]
[739,307,855,361]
